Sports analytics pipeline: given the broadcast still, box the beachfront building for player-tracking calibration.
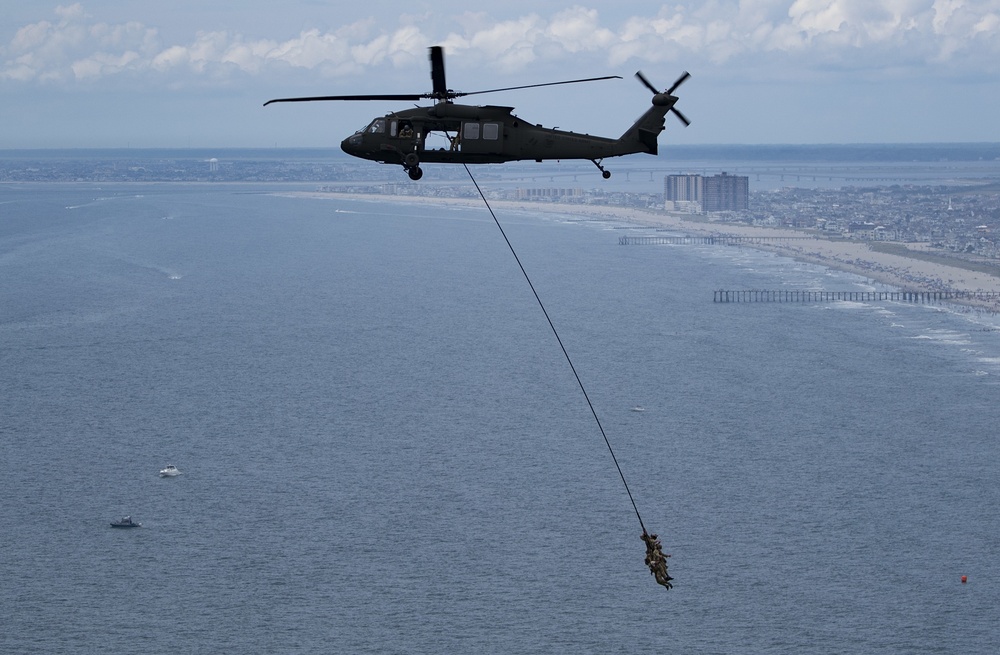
[703,172,749,212]
[666,172,749,213]
[847,221,879,240]
[664,174,703,212]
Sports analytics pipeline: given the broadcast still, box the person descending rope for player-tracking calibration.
[641,531,673,589]
[466,164,676,590]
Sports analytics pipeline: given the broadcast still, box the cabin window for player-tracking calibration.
[463,122,480,140]
[390,120,398,137]
[483,123,499,140]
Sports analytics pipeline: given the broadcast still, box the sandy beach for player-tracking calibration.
[285,191,1000,310]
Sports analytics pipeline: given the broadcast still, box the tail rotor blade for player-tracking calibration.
[671,107,691,127]
[666,71,690,95]
[634,71,659,95]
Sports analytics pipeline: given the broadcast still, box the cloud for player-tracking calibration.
[71,49,141,79]
[3,2,1000,86]
[2,3,159,82]
[547,7,616,52]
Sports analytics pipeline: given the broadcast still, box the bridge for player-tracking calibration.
[619,235,814,245]
[713,289,1000,304]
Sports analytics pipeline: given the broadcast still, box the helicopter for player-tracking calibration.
[264,46,690,181]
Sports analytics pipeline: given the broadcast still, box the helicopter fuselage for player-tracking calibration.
[341,103,634,168]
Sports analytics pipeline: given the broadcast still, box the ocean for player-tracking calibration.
[1,180,998,653]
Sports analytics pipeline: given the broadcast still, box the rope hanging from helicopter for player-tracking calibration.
[463,164,673,589]
[263,44,689,588]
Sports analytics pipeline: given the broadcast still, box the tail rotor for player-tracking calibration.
[635,71,691,127]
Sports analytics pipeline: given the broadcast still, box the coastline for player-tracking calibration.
[283,191,1000,310]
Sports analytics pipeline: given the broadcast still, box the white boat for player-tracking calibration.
[630,405,646,412]
[159,464,181,477]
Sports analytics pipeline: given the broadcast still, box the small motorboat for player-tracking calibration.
[630,405,646,412]
[110,516,141,528]
[159,464,181,477]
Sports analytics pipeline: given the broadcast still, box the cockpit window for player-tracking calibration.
[368,119,386,134]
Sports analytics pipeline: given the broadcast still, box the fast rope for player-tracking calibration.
[464,164,648,535]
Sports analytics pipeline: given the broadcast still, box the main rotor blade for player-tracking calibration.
[264,94,427,106]
[429,46,448,98]
[666,71,691,95]
[634,71,659,95]
[457,75,622,98]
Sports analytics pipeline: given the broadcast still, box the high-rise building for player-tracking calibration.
[664,174,703,202]
[664,174,703,212]
[702,172,748,212]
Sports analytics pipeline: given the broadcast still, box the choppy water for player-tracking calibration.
[1,183,998,653]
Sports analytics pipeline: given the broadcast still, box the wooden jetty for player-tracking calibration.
[713,289,1000,304]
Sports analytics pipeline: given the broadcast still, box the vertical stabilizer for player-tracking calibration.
[619,104,672,155]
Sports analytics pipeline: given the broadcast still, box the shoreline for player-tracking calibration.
[282,191,1000,311]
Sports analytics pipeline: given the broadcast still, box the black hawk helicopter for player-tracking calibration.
[264,46,689,181]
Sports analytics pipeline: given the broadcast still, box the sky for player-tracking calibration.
[2,1,999,148]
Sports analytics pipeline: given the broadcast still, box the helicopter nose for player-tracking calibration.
[341,133,362,155]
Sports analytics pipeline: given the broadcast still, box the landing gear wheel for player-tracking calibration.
[591,158,611,179]
[407,166,423,181]
[602,170,612,179]
[404,152,420,168]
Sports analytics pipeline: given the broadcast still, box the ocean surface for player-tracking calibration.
[2,181,999,653]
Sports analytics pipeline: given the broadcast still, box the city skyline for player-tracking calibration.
[2,2,1000,148]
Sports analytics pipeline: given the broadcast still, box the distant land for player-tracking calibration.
[1,143,1000,162]
[3,143,1000,184]
[5,144,1000,309]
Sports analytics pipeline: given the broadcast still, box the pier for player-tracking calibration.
[713,289,1000,304]
[619,235,813,245]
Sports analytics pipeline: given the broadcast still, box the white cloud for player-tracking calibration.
[3,2,1000,86]
[151,45,187,73]
[71,50,140,79]
[3,3,158,81]
[267,29,345,71]
[54,3,86,21]
[348,25,428,68]
[973,12,1000,32]
[788,0,851,36]
[469,15,545,71]
[546,7,616,52]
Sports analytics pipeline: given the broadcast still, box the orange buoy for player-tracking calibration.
[961,575,968,584]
